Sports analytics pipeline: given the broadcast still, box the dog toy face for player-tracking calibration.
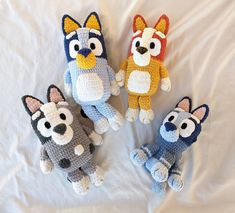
[130,97,209,193]
[22,85,104,195]
[62,12,124,134]
[129,15,169,67]
[160,97,209,146]
[63,13,107,70]
[116,14,171,124]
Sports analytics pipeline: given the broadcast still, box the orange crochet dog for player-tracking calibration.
[116,14,171,124]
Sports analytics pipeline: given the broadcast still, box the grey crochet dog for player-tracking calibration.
[130,97,209,193]
[22,85,104,195]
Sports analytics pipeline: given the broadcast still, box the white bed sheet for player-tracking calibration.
[0,0,235,212]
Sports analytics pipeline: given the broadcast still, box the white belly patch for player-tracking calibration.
[76,73,104,102]
[127,70,151,94]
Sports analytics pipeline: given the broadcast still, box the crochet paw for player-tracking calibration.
[130,148,148,166]
[108,112,124,131]
[139,109,154,124]
[89,166,104,187]
[72,176,90,195]
[125,108,139,122]
[116,69,125,87]
[40,160,54,174]
[151,162,169,182]
[110,81,120,96]
[94,118,109,134]
[64,83,72,97]
[160,77,171,92]
[89,131,103,146]
[168,174,184,191]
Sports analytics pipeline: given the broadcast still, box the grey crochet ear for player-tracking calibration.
[22,95,43,116]
[47,85,66,103]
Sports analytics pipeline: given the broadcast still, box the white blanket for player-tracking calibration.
[0,0,235,212]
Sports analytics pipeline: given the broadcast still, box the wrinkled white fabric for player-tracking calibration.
[0,0,235,212]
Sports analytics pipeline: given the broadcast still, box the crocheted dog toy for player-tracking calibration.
[22,85,104,195]
[62,12,124,134]
[116,14,171,124]
[130,97,209,193]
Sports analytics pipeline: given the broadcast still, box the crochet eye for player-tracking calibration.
[88,37,103,56]
[37,118,52,137]
[149,38,161,56]
[58,108,73,125]
[135,41,140,47]
[179,119,195,138]
[60,113,66,120]
[164,111,178,124]
[69,39,81,59]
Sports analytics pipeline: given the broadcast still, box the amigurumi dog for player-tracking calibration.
[22,85,104,195]
[62,12,124,134]
[116,14,171,124]
[130,97,209,193]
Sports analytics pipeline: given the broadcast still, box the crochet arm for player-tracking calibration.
[116,59,128,87]
[82,125,103,146]
[159,149,176,170]
[159,63,171,92]
[130,143,159,166]
[107,65,120,96]
[64,69,72,96]
[40,146,54,174]
[107,65,116,81]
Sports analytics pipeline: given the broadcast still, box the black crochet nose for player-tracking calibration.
[165,122,177,132]
[59,158,71,168]
[53,123,67,135]
[136,46,148,55]
[79,48,91,57]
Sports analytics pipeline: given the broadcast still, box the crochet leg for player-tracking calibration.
[139,96,154,124]
[68,168,90,195]
[96,103,124,131]
[126,94,139,122]
[152,181,167,195]
[168,160,184,191]
[82,161,104,187]
[82,105,109,134]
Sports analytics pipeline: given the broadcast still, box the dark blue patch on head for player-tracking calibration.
[180,118,202,147]
[64,33,78,63]
[89,32,107,59]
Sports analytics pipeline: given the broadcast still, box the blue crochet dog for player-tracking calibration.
[62,12,124,134]
[130,97,209,192]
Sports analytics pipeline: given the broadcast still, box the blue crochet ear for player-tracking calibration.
[192,104,209,123]
[62,14,81,35]
[83,12,102,31]
[176,96,192,112]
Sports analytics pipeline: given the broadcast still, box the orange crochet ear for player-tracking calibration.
[133,15,147,32]
[154,14,169,35]
[62,14,81,35]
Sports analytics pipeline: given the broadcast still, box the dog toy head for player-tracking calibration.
[62,12,107,70]
[22,85,75,145]
[129,14,169,67]
[159,97,209,147]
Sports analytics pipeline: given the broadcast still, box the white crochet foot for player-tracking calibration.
[168,174,184,191]
[72,176,90,195]
[130,148,148,166]
[139,109,154,124]
[108,112,124,131]
[40,160,54,174]
[89,131,103,146]
[151,162,169,182]
[94,118,109,134]
[89,167,104,187]
[125,108,139,122]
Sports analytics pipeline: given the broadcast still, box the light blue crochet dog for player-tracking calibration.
[130,97,209,193]
[62,12,124,134]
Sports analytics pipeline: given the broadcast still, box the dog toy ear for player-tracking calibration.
[22,96,43,116]
[84,12,102,31]
[154,14,169,35]
[176,97,192,112]
[47,85,66,103]
[62,14,81,35]
[192,104,209,123]
[133,15,147,32]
